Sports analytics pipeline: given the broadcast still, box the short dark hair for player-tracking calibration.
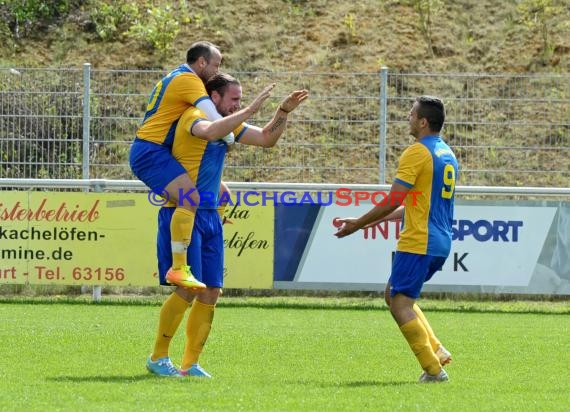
[186,41,219,64]
[206,73,240,97]
[416,96,445,132]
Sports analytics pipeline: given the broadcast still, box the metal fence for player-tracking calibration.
[1,66,568,187]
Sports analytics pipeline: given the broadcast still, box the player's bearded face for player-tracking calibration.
[218,84,242,116]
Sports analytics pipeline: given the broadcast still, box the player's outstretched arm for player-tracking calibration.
[192,83,276,142]
[363,205,404,229]
[239,89,309,148]
[335,183,409,238]
[196,98,235,145]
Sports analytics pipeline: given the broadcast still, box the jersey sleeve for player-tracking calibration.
[394,143,430,188]
[196,96,234,143]
[196,98,223,121]
[234,122,250,142]
[171,73,209,106]
[178,108,205,137]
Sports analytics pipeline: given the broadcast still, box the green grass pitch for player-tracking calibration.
[1,297,569,411]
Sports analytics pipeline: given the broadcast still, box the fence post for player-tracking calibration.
[82,63,101,302]
[82,63,91,180]
[379,67,388,184]
[92,181,103,302]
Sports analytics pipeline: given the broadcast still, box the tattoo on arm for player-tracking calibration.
[269,116,286,134]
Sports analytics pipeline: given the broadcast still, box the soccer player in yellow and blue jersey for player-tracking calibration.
[335,96,458,383]
[147,73,309,377]
[130,41,234,295]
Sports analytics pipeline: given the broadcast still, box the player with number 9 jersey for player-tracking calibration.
[394,136,458,257]
[334,96,457,383]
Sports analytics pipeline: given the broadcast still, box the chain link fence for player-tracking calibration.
[1,66,568,187]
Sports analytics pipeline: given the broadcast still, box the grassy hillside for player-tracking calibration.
[0,0,568,187]
[1,0,568,73]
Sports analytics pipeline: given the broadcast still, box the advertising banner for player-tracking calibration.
[222,202,274,289]
[2,190,567,294]
[274,201,570,294]
[0,192,274,289]
[0,191,156,286]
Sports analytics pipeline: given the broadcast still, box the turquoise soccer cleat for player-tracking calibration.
[419,368,449,383]
[180,364,212,378]
[146,356,183,378]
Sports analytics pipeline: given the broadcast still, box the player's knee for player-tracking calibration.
[167,185,200,209]
[197,287,221,305]
[176,286,195,303]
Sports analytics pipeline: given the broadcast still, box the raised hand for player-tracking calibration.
[279,89,309,113]
[247,83,277,115]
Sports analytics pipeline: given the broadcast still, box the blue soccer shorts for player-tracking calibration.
[389,251,447,299]
[129,138,186,192]
[157,207,224,288]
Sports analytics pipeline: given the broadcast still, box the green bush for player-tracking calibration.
[126,5,180,54]
[0,0,74,39]
[89,1,139,41]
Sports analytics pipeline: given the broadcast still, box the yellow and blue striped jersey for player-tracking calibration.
[171,107,248,209]
[394,136,458,257]
[136,65,210,147]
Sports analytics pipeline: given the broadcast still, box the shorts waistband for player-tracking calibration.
[134,137,172,148]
